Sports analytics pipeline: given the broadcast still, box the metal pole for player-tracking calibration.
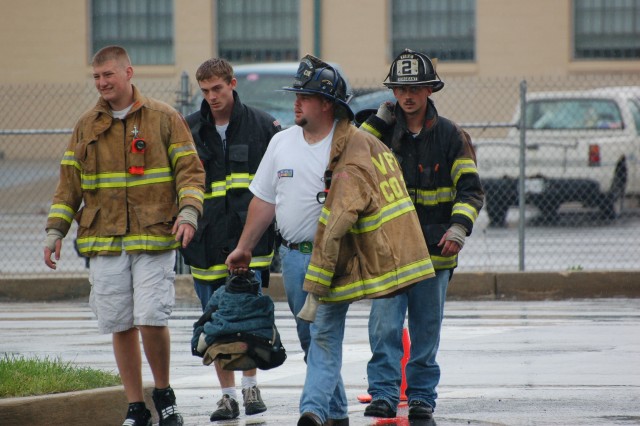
[176,71,191,275]
[179,70,191,117]
[518,80,527,271]
[313,0,322,57]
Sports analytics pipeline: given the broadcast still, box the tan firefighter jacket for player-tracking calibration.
[46,85,205,256]
[303,119,435,303]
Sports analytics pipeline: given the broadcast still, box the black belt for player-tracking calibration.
[281,238,313,254]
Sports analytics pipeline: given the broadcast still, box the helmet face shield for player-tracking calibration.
[383,49,444,92]
[282,54,354,120]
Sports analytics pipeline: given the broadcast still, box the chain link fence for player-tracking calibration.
[2,72,639,275]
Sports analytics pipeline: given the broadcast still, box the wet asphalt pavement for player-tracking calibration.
[1,298,639,425]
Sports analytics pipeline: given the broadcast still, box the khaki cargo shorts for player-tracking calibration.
[89,250,176,334]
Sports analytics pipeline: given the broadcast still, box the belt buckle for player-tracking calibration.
[299,241,313,254]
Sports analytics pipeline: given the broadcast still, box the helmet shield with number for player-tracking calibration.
[282,54,354,120]
[383,49,444,92]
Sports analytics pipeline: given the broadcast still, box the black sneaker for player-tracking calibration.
[152,386,184,426]
[363,399,396,418]
[408,400,434,420]
[242,385,267,415]
[122,402,152,426]
[210,394,240,421]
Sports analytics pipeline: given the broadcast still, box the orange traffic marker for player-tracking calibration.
[399,327,410,401]
[358,327,411,403]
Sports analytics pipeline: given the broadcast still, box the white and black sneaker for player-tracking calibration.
[122,402,152,426]
[152,386,184,426]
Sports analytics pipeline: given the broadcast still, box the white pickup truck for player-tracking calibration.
[474,86,640,227]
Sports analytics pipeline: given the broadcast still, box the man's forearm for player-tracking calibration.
[237,196,276,251]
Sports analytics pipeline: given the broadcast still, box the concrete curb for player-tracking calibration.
[0,385,155,426]
[1,271,639,303]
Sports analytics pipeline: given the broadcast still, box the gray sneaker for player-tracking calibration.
[242,386,267,415]
[210,394,240,421]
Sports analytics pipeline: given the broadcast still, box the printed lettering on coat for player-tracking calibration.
[371,152,407,203]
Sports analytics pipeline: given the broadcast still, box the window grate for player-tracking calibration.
[391,0,475,62]
[574,0,640,60]
[91,0,174,65]
[217,0,299,63]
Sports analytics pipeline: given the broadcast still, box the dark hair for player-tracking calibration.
[195,58,234,83]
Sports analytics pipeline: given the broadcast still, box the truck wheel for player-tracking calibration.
[487,198,509,227]
[600,164,626,220]
[536,199,560,223]
[483,180,515,227]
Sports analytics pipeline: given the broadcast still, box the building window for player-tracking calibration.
[217,0,299,63]
[574,0,640,59]
[91,0,174,65]
[391,0,475,61]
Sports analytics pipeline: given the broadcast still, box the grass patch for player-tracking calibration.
[0,354,121,398]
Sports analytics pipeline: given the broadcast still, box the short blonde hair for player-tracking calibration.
[92,45,131,68]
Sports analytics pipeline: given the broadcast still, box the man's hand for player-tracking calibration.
[376,101,395,125]
[44,230,64,269]
[173,221,196,248]
[225,248,253,276]
[173,206,199,248]
[437,223,467,257]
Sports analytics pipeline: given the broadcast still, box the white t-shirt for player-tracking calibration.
[216,123,228,153]
[250,123,336,243]
[112,104,133,120]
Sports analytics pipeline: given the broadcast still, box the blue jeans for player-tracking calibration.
[299,302,350,422]
[367,269,451,410]
[279,245,311,356]
[193,271,263,311]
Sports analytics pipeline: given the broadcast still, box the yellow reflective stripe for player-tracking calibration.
[191,252,273,282]
[304,264,334,286]
[207,174,256,199]
[81,172,127,189]
[350,197,415,234]
[318,207,330,225]
[318,258,435,302]
[451,158,478,186]
[77,235,178,253]
[209,180,227,198]
[76,236,123,254]
[168,143,197,168]
[126,168,174,187]
[408,188,455,206]
[190,264,229,281]
[48,203,75,224]
[61,151,81,170]
[122,235,180,251]
[361,122,382,139]
[319,198,416,233]
[452,202,479,223]
[80,168,174,190]
[227,173,253,190]
[179,186,204,203]
[250,251,274,268]
[430,254,458,270]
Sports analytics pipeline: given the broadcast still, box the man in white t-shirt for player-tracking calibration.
[225,54,352,426]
